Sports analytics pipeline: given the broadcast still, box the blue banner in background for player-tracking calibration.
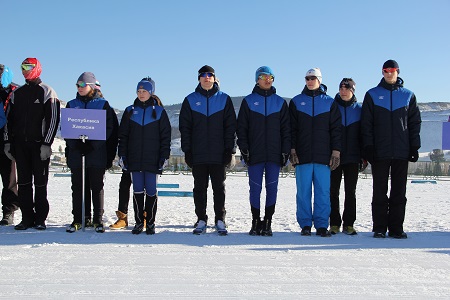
[442,122,450,150]
[60,108,106,141]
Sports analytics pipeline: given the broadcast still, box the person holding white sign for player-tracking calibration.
[65,72,117,233]
[118,77,171,235]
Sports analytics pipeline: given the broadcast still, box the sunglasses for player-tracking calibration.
[21,64,36,71]
[199,72,214,78]
[305,76,317,81]
[76,81,95,88]
[383,68,398,73]
[258,74,274,81]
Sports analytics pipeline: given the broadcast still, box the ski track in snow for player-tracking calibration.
[0,172,449,298]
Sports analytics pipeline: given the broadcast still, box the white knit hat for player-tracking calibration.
[305,68,322,84]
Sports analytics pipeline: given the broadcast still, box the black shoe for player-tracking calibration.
[261,217,273,237]
[373,232,386,238]
[316,227,331,237]
[34,223,47,230]
[66,222,81,233]
[0,212,14,225]
[146,223,155,235]
[301,226,311,236]
[132,223,144,234]
[85,219,93,228]
[388,231,408,239]
[94,223,105,233]
[249,218,262,236]
[14,222,34,230]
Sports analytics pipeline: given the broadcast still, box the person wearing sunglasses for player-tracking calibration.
[65,72,118,233]
[289,67,342,237]
[118,77,171,235]
[3,58,60,230]
[0,64,19,226]
[236,66,290,236]
[361,59,421,239]
[179,65,237,235]
[329,78,365,236]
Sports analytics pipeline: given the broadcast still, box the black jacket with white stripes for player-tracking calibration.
[4,78,60,146]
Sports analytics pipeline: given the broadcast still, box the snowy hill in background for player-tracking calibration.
[57,100,450,154]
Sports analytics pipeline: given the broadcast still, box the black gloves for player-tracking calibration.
[240,149,250,166]
[363,145,374,164]
[159,158,167,170]
[223,150,232,166]
[185,151,193,168]
[77,140,93,156]
[409,148,419,162]
[359,159,368,172]
[281,153,289,167]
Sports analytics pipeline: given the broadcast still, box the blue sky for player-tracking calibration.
[2,0,449,109]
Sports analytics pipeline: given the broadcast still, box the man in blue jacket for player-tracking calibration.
[361,60,421,239]
[289,68,342,237]
[237,66,290,236]
[179,65,236,235]
[330,78,365,236]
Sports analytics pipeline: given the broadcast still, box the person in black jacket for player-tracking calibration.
[3,58,60,230]
[0,64,19,225]
[289,68,342,237]
[179,65,236,235]
[330,78,366,235]
[237,66,290,236]
[65,72,117,233]
[361,60,421,239]
[118,77,171,235]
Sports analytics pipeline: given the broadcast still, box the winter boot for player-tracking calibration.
[249,218,262,236]
[132,223,144,234]
[144,194,157,230]
[146,223,155,235]
[261,217,273,236]
[109,210,128,230]
[132,193,145,225]
[0,211,14,226]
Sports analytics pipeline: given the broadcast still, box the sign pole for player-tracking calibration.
[80,135,88,232]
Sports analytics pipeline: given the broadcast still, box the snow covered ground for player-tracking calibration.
[0,171,449,299]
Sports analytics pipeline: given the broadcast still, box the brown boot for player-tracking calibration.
[109,211,128,229]
[143,211,147,228]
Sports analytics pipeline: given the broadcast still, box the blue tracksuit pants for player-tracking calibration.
[248,162,280,209]
[295,163,330,229]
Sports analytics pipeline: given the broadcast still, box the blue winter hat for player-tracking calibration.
[0,65,13,88]
[255,66,274,82]
[136,78,155,94]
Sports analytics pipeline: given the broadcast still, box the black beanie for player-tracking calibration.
[198,65,215,79]
[339,78,356,93]
[383,59,400,74]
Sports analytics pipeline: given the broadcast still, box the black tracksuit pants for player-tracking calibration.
[330,163,359,227]
[117,171,132,214]
[71,167,105,224]
[0,151,19,214]
[14,141,50,226]
[192,164,226,223]
[371,159,408,234]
